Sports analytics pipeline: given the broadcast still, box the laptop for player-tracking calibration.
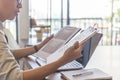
[46,27,102,71]
[75,33,103,67]
[57,33,103,71]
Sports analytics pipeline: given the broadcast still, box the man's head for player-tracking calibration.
[0,0,22,22]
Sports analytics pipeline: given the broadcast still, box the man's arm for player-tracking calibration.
[0,32,23,80]
[12,35,54,60]
[23,41,84,80]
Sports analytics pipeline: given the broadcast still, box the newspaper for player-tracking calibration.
[34,26,81,60]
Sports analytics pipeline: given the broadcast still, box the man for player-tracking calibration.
[0,0,84,80]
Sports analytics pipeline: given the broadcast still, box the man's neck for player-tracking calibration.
[0,16,5,22]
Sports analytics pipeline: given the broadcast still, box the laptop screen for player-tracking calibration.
[76,33,103,67]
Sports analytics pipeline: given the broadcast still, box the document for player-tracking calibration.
[46,27,98,71]
[34,26,81,60]
[61,68,112,80]
[47,27,98,64]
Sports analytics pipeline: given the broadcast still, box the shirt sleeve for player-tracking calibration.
[0,31,23,80]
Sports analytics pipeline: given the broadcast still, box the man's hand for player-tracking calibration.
[37,34,54,50]
[59,41,85,65]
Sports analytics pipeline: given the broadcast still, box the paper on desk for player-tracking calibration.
[61,68,112,80]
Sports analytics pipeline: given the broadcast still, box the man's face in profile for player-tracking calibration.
[0,0,22,21]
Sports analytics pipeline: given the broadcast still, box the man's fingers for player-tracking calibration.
[45,34,54,41]
[74,45,83,57]
[47,34,54,39]
[74,41,86,49]
[74,41,79,49]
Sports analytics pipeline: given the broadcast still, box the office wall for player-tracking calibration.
[18,0,30,47]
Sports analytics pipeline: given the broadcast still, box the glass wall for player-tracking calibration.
[29,0,68,34]
[29,0,120,45]
[69,0,111,45]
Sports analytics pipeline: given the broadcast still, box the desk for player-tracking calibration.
[25,46,120,80]
[85,46,120,80]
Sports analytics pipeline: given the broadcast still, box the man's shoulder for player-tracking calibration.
[0,29,8,43]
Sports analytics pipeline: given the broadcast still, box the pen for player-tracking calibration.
[72,71,93,77]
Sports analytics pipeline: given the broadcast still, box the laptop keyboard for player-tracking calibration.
[58,60,83,71]
[32,55,83,71]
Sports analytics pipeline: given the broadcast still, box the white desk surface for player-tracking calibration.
[85,46,120,80]
[26,46,120,80]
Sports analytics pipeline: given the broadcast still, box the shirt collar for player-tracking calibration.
[0,21,4,30]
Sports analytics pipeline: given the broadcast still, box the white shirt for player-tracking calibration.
[0,22,23,80]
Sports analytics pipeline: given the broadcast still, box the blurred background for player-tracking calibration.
[3,0,120,46]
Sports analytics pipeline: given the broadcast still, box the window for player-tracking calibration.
[29,0,120,45]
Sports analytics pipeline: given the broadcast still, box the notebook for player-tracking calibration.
[61,68,112,80]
